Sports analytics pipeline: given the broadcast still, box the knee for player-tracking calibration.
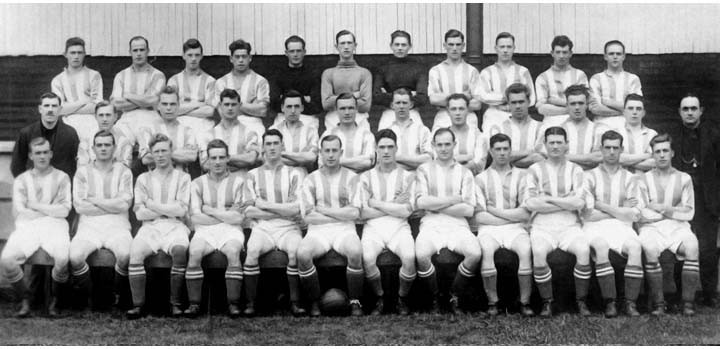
[69,248,87,268]
[296,244,312,263]
[625,239,642,258]
[171,246,188,265]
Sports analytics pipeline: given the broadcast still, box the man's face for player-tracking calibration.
[29,142,52,171]
[320,139,343,168]
[679,96,703,125]
[376,137,397,166]
[95,105,118,131]
[263,134,284,161]
[432,132,456,162]
[507,92,529,120]
[623,100,646,127]
[158,93,179,121]
[282,96,304,122]
[390,36,411,58]
[604,44,625,70]
[285,42,306,67]
[447,99,468,126]
[444,37,465,60]
[207,147,229,175]
[566,94,588,121]
[495,37,515,63]
[93,135,115,162]
[183,47,203,71]
[551,45,572,67]
[651,141,673,169]
[230,49,251,73]
[219,97,239,120]
[130,39,149,66]
[336,34,356,60]
[390,94,413,119]
[545,134,568,159]
[38,97,61,126]
[600,138,622,165]
[337,98,357,125]
[151,141,172,168]
[65,44,86,69]
[489,140,511,166]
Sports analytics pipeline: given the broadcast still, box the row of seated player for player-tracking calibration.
[0,119,697,319]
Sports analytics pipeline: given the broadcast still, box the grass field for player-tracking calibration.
[2,302,720,345]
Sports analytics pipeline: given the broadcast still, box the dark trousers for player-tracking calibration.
[691,183,719,299]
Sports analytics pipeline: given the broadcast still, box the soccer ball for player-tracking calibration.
[319,288,349,315]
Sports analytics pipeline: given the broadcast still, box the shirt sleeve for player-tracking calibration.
[253,76,270,106]
[582,171,596,212]
[589,74,603,102]
[205,77,216,106]
[212,77,226,107]
[189,179,203,216]
[671,173,695,221]
[357,69,373,113]
[517,171,530,209]
[303,127,319,153]
[12,175,30,217]
[419,126,433,155]
[244,130,260,155]
[630,74,643,96]
[287,169,303,204]
[133,174,148,213]
[320,69,335,111]
[300,175,316,218]
[571,164,585,199]
[473,131,488,166]
[90,70,104,103]
[524,165,541,202]
[460,168,477,207]
[176,173,191,214]
[54,173,72,214]
[149,71,166,96]
[427,66,442,103]
[72,168,88,207]
[51,75,65,102]
[361,130,376,157]
[476,68,502,105]
[534,73,549,108]
[523,68,537,107]
[474,176,487,212]
[119,166,134,204]
[414,165,430,201]
[111,72,124,101]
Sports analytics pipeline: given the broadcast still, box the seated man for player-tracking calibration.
[385,88,433,172]
[581,130,644,317]
[77,101,133,168]
[184,139,247,318]
[525,127,593,317]
[319,93,375,173]
[244,129,307,317]
[0,137,71,317]
[488,83,544,168]
[359,129,416,315]
[269,90,319,173]
[126,134,192,319]
[446,93,488,175]
[297,135,364,317]
[637,133,699,316]
[70,130,134,308]
[474,133,534,317]
[415,128,482,315]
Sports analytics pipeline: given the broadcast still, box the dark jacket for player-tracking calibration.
[11,118,79,178]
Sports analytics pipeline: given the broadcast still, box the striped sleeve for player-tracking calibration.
[304,128,319,153]
[517,170,530,209]
[427,66,442,97]
[234,175,252,210]
[460,167,477,207]
[300,174,316,218]
[245,130,260,155]
[522,68,537,106]
[287,168,302,203]
[524,165,541,200]
[671,173,695,221]
[582,170,596,211]
[133,174,149,212]
[571,164,585,198]
[72,167,89,206]
[50,75,65,101]
[473,175,487,212]
[111,72,124,101]
[211,76,227,107]
[589,74,602,103]
[254,76,270,105]
[403,171,417,211]
[534,73,549,108]
[414,165,430,201]
[118,166,134,204]
[629,74,643,96]
[348,174,363,209]
[149,70,166,96]
[361,130,376,157]
[176,172,192,212]
[189,178,203,216]
[12,175,30,216]
[473,131,488,166]
[419,125,433,155]
[55,173,72,212]
[183,126,198,150]
[356,172,371,209]
[204,77,216,105]
[90,70,104,103]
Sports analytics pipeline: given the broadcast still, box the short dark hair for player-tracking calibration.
[94,100,115,115]
[29,137,50,153]
[649,133,672,150]
[375,128,397,145]
[679,92,703,107]
[160,86,179,101]
[433,127,455,143]
[392,88,413,103]
[390,30,412,46]
[604,40,625,54]
[495,32,515,45]
[281,89,304,105]
[335,92,357,107]
[444,29,465,42]
[229,39,252,55]
[489,133,512,148]
[544,126,567,142]
[182,38,203,54]
[624,93,644,108]
[504,83,530,101]
[219,89,240,103]
[564,84,590,100]
[39,92,62,105]
[93,129,116,146]
[551,35,573,51]
[320,134,343,149]
[446,93,469,106]
[262,128,284,144]
[65,37,85,52]
[206,138,229,157]
[129,36,149,50]
[601,130,624,147]
[148,133,173,151]
[284,35,306,50]
[335,30,356,44]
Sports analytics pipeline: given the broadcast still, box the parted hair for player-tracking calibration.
[444,29,464,42]
[433,127,455,143]
[94,100,115,115]
[601,130,624,147]
[29,137,50,153]
[93,129,116,146]
[206,138,229,156]
[504,83,530,100]
[281,89,303,105]
[320,134,343,149]
[375,128,397,145]
[624,93,644,107]
[285,35,306,50]
[489,133,512,148]
[148,133,173,151]
[39,92,62,105]
[649,133,673,150]
[544,126,567,142]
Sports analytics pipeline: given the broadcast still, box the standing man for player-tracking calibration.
[297,135,364,317]
[244,129,307,317]
[667,93,720,306]
[111,36,166,144]
[51,37,103,142]
[167,39,216,141]
[589,40,643,131]
[184,139,248,318]
[374,30,428,130]
[321,30,373,131]
[446,94,488,175]
[488,84,544,169]
[638,134,700,316]
[414,128,482,314]
[199,89,260,173]
[554,85,604,170]
[214,39,270,139]
[11,92,80,178]
[477,32,536,133]
[535,35,588,128]
[473,133,534,317]
[270,35,322,132]
[126,134,191,319]
[358,129,417,315]
[319,93,375,173]
[77,101,133,168]
[617,94,657,173]
[582,130,644,317]
[69,131,134,307]
[269,90,319,172]
[428,29,482,131]
[386,88,433,172]
[525,127,593,317]
[1,138,71,317]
